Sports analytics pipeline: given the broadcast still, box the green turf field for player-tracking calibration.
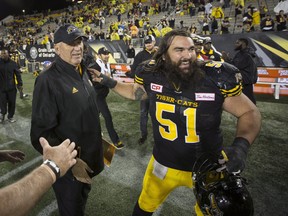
[0,72,287,216]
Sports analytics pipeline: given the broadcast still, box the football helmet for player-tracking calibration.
[192,154,254,216]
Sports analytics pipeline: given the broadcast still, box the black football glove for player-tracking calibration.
[223,137,250,174]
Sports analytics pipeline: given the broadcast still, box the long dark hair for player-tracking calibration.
[144,29,204,87]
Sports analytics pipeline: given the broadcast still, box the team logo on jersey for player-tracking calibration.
[195,93,215,101]
[151,83,163,93]
[72,87,79,94]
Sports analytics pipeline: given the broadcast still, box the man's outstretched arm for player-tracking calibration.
[0,138,77,216]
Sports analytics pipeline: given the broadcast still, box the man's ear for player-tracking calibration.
[54,44,60,55]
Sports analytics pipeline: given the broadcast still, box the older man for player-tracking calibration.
[30,24,104,216]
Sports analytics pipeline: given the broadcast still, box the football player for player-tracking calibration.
[89,29,261,215]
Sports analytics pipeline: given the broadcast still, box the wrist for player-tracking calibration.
[42,159,61,182]
[232,137,250,154]
[99,73,117,88]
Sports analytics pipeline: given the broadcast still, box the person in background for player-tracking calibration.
[129,35,158,145]
[90,47,124,149]
[30,24,105,216]
[0,137,77,216]
[260,13,275,31]
[220,16,231,34]
[126,43,136,65]
[0,48,23,123]
[0,149,25,163]
[222,38,258,104]
[200,37,223,61]
[276,10,287,31]
[89,29,261,216]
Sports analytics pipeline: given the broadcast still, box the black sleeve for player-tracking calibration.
[13,61,23,86]
[30,75,61,154]
[130,51,144,78]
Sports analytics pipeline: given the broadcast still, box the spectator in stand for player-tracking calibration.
[161,24,173,36]
[243,7,254,32]
[188,23,198,34]
[221,16,231,34]
[130,23,139,38]
[211,4,224,19]
[198,3,205,15]
[210,16,219,34]
[235,2,243,20]
[110,30,120,41]
[126,44,136,65]
[260,14,275,31]
[276,10,287,31]
[198,15,210,35]
[259,1,268,20]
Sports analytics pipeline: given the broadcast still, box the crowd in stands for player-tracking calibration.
[0,0,287,63]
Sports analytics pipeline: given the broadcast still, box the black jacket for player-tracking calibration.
[126,47,135,58]
[129,49,155,78]
[232,48,257,84]
[0,58,23,92]
[30,57,104,176]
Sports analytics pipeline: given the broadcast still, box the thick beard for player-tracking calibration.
[163,56,202,85]
[234,45,241,51]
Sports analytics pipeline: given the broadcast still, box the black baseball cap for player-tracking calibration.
[98,47,110,55]
[144,35,155,44]
[54,24,87,44]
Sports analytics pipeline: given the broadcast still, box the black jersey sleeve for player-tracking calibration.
[134,60,155,85]
[204,61,242,98]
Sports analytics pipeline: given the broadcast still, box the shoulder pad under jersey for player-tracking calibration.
[204,61,242,97]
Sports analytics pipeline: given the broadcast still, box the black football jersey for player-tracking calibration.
[135,61,242,171]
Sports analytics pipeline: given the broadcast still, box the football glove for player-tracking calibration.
[71,158,93,184]
[223,137,250,174]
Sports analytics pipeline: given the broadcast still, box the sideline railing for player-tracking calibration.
[255,67,288,99]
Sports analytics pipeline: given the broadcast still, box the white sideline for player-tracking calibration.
[0,156,42,183]
[0,141,15,148]
[37,200,58,216]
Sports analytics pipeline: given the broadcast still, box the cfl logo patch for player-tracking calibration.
[151,83,163,93]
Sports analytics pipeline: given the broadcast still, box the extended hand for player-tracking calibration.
[40,137,77,177]
[0,150,25,164]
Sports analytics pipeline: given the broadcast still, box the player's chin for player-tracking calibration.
[179,65,191,74]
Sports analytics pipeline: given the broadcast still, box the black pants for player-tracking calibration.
[52,170,91,216]
[242,84,256,104]
[0,89,17,118]
[132,201,153,216]
[96,95,119,143]
[140,99,150,138]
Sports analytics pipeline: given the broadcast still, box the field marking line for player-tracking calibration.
[0,141,15,148]
[0,156,42,183]
[37,200,57,216]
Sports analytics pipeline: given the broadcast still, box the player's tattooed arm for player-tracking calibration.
[134,86,146,100]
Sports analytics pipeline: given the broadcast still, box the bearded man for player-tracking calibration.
[89,29,261,216]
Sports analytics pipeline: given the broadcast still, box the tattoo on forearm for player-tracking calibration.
[135,88,145,100]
